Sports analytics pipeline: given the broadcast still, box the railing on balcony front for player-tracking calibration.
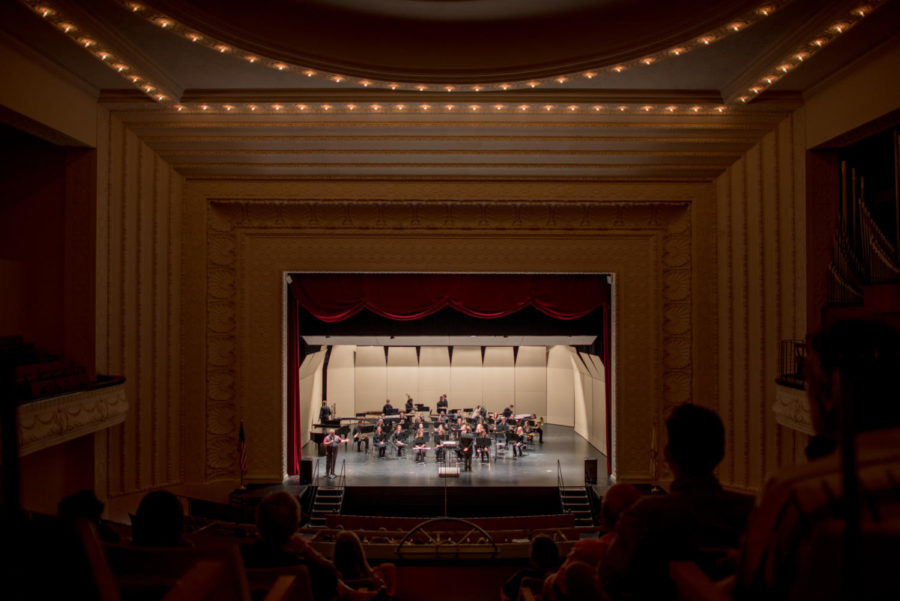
[776,339,806,389]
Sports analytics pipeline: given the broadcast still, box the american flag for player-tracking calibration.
[238,422,247,475]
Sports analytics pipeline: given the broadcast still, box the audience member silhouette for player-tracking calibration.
[242,491,381,601]
[735,319,900,601]
[596,483,642,557]
[500,533,560,601]
[333,530,396,596]
[131,489,188,547]
[600,403,753,600]
[58,489,120,543]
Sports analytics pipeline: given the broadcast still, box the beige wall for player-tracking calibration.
[354,346,387,413]
[514,346,548,419]
[299,350,326,447]
[326,345,356,418]
[387,347,419,407]
[419,346,450,408]
[483,347,515,413]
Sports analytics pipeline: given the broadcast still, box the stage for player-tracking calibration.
[302,424,607,489]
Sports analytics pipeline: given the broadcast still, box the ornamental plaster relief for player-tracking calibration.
[196,187,698,484]
[18,383,128,457]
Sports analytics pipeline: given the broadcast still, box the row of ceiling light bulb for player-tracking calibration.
[174,103,729,114]
[24,0,883,104]
[736,3,880,102]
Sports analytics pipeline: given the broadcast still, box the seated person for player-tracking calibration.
[58,489,120,543]
[495,415,509,434]
[596,483,643,555]
[242,492,376,601]
[436,394,448,414]
[131,490,189,547]
[351,424,370,453]
[333,530,396,596]
[735,320,900,601]
[511,425,527,458]
[390,423,407,456]
[599,403,754,600]
[373,426,387,458]
[532,414,545,443]
[475,429,491,462]
[413,425,428,463]
[433,425,447,461]
[500,534,560,601]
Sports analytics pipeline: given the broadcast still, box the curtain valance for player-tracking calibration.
[289,274,609,322]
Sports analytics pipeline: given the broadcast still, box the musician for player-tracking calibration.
[404,394,414,414]
[511,425,526,458]
[503,404,514,419]
[382,399,394,415]
[413,424,428,464]
[533,415,544,444]
[391,423,408,457]
[458,425,474,471]
[324,428,342,478]
[413,413,426,432]
[452,416,465,440]
[319,399,333,424]
[436,394,448,414]
[495,415,509,434]
[433,424,447,462]
[475,428,490,463]
[351,423,369,453]
[373,425,387,458]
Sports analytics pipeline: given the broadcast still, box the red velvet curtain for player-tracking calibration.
[290,274,608,321]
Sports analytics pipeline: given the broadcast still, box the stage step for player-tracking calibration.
[558,485,594,527]
[307,484,346,528]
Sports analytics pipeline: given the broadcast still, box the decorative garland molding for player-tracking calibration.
[772,383,814,435]
[17,383,128,456]
[202,194,693,483]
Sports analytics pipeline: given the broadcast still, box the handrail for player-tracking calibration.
[395,517,498,559]
[313,457,321,486]
[339,459,346,489]
[557,459,565,489]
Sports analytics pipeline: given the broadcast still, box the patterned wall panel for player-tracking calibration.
[95,112,183,500]
[715,112,808,491]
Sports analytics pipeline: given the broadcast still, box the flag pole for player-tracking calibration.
[238,421,247,490]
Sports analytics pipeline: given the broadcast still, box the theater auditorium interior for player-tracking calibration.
[1,0,899,600]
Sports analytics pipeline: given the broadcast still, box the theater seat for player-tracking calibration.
[790,518,900,601]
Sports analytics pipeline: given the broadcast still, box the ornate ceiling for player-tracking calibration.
[2,0,898,179]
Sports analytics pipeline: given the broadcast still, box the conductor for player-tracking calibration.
[324,428,342,478]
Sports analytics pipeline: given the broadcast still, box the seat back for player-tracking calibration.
[790,519,900,601]
[104,543,251,601]
[246,566,312,601]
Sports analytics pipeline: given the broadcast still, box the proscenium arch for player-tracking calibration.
[285,271,613,473]
[191,183,696,488]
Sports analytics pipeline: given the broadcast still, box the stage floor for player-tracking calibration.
[304,424,607,489]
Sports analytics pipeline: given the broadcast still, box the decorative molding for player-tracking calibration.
[202,193,694,483]
[17,383,128,457]
[772,383,814,436]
